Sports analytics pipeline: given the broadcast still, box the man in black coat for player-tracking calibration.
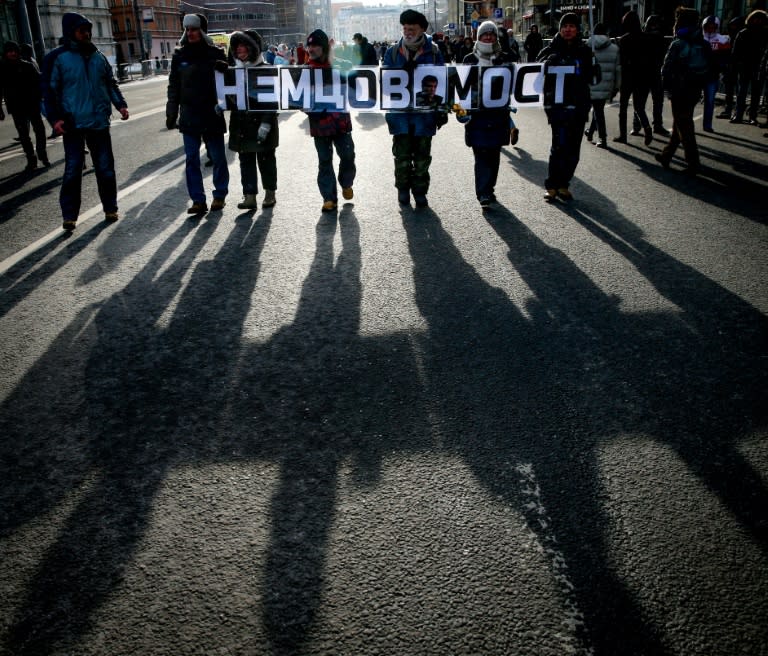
[166,13,229,214]
[537,13,594,201]
[353,33,379,65]
[0,41,49,171]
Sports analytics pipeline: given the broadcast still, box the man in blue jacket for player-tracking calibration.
[42,12,129,231]
[383,9,445,208]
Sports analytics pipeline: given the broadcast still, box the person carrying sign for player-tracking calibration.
[305,29,356,213]
[224,30,279,210]
[383,9,445,208]
[458,21,516,208]
[537,12,594,202]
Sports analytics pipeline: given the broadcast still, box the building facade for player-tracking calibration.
[109,0,181,65]
[331,2,402,43]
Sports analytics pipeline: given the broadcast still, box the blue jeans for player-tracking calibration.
[702,80,718,130]
[61,128,117,221]
[313,133,355,202]
[182,132,229,203]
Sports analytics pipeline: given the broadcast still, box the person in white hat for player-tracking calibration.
[166,13,229,214]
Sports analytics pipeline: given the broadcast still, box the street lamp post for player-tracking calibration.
[133,0,146,61]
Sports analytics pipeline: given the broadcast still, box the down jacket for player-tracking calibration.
[382,35,445,136]
[587,34,621,100]
[41,12,126,130]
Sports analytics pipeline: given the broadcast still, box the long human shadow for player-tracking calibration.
[0,175,63,224]
[549,200,768,546]
[0,176,188,321]
[2,198,428,654]
[484,198,766,650]
[401,207,671,655]
[2,210,270,653]
[233,209,428,654]
[596,143,768,224]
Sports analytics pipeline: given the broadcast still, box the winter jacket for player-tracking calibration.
[382,35,445,136]
[662,28,715,95]
[305,57,352,138]
[166,38,227,135]
[642,21,668,83]
[41,12,126,130]
[587,34,621,100]
[524,30,544,61]
[731,15,768,75]
[460,52,512,148]
[618,30,656,85]
[702,18,731,76]
[537,34,593,123]
[356,38,379,65]
[0,57,42,115]
[226,31,278,152]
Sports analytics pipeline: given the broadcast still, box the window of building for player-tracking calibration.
[126,17,132,32]
[97,21,103,36]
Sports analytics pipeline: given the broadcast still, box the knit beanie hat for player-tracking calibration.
[2,41,20,55]
[400,9,429,30]
[477,21,499,39]
[559,12,580,29]
[306,29,330,58]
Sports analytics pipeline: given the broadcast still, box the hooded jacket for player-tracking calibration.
[662,24,714,95]
[731,10,768,74]
[41,12,126,130]
[226,30,278,152]
[587,34,621,100]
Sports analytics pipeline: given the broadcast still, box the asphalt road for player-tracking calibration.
[1,75,767,656]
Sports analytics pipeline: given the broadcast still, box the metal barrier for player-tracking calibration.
[117,59,169,81]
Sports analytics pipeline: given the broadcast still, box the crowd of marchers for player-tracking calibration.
[0,7,766,230]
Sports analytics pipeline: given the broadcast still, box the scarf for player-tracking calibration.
[473,40,500,65]
[404,34,426,52]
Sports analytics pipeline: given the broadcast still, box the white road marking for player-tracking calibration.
[0,152,186,277]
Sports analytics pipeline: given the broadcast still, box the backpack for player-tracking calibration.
[680,40,712,84]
